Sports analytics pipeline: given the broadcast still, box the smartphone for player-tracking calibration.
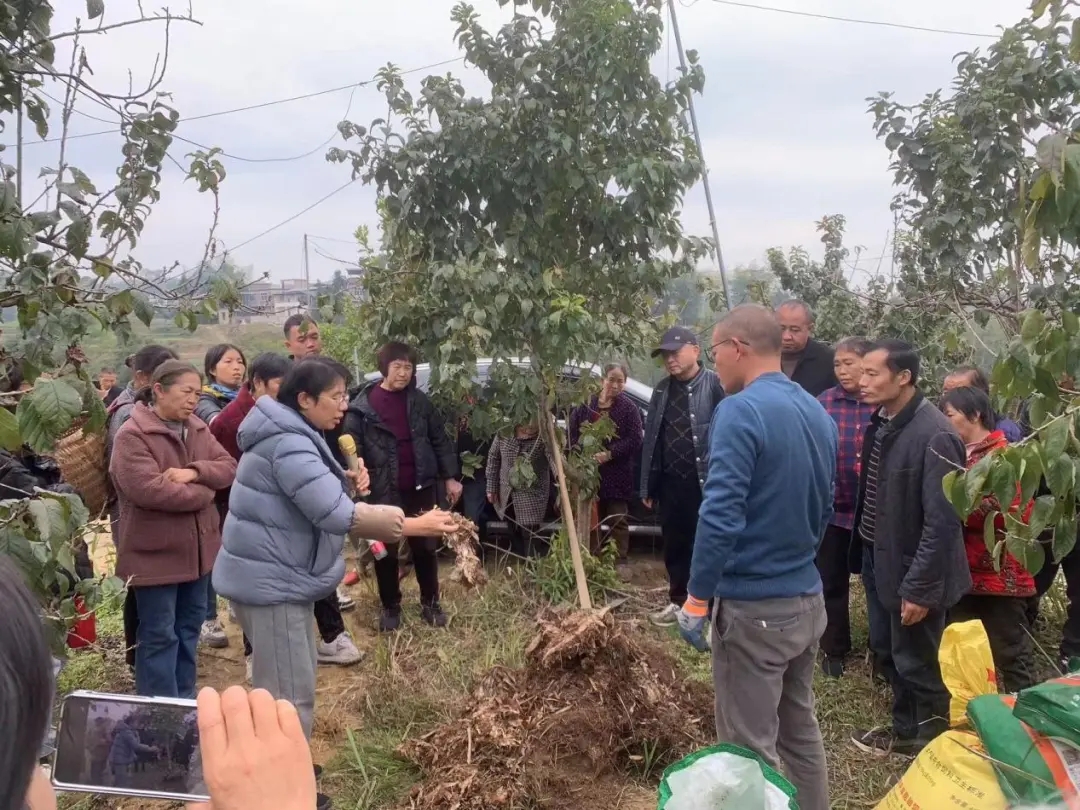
[52,690,209,802]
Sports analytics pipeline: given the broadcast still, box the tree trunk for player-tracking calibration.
[543,406,592,610]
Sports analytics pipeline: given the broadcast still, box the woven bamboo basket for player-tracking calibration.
[51,422,109,517]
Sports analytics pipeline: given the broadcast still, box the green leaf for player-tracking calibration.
[0,407,22,451]
[1032,0,1052,17]
[1006,532,1046,575]
[1042,414,1071,459]
[964,452,994,508]
[1021,309,1046,343]
[988,458,1019,513]
[943,470,970,517]
[28,498,67,543]
[132,292,155,327]
[1072,18,1080,62]
[1029,494,1058,537]
[1055,510,1078,562]
[1064,310,1080,336]
[15,379,83,454]
[87,0,104,19]
[1046,453,1077,499]
[1020,452,1045,505]
[983,509,1000,557]
[84,389,108,434]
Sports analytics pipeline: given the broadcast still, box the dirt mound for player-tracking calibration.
[398,609,713,809]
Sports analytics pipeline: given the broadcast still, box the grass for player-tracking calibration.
[53,547,1078,810]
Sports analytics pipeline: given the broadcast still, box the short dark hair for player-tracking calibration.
[283,314,318,338]
[940,385,996,431]
[203,343,247,382]
[248,353,292,386]
[100,366,116,374]
[131,344,178,376]
[376,342,418,377]
[278,357,351,413]
[0,556,55,807]
[947,364,990,394]
[135,360,201,405]
[869,339,920,386]
[834,336,873,357]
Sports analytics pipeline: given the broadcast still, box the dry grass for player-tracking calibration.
[55,545,1077,810]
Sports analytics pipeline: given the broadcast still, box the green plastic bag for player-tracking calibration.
[1013,675,1080,749]
[657,743,798,810]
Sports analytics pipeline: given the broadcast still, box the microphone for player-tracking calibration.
[337,434,386,561]
[337,434,371,497]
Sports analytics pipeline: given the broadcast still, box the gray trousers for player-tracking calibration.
[711,593,829,810]
[232,602,318,739]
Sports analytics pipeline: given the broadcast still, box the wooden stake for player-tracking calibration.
[544,408,592,611]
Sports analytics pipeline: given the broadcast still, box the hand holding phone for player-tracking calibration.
[195,686,316,810]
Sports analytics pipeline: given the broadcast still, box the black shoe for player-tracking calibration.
[851,728,921,758]
[421,603,448,628]
[317,792,333,810]
[822,656,845,679]
[379,606,402,633]
[314,764,323,779]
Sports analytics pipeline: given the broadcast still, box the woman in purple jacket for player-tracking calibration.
[570,363,644,563]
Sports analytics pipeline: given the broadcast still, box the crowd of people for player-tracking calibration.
[2,297,1075,810]
[658,300,1070,810]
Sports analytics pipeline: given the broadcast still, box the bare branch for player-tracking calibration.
[38,10,201,45]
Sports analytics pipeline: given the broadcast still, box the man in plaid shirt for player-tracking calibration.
[816,337,875,678]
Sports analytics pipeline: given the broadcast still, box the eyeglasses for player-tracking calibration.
[322,391,349,404]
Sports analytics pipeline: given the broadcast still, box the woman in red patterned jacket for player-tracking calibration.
[940,385,1036,691]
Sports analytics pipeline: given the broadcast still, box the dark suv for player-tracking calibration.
[360,359,660,543]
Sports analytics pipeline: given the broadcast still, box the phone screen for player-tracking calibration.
[52,691,208,801]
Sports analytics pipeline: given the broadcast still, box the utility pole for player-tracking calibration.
[302,234,311,309]
[666,0,731,309]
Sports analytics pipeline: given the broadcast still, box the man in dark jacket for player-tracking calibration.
[343,342,460,632]
[776,300,837,397]
[849,339,968,757]
[639,326,725,626]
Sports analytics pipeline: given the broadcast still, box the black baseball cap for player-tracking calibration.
[651,326,699,357]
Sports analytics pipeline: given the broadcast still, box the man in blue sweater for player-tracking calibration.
[677,305,837,810]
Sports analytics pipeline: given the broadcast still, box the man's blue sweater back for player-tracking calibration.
[688,372,838,602]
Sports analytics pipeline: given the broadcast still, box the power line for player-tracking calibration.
[703,0,998,39]
[39,84,361,164]
[11,54,468,148]
[229,179,359,253]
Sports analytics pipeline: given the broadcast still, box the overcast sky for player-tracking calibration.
[21,0,1030,285]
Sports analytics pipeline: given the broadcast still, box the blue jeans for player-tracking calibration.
[133,575,208,698]
[205,578,218,623]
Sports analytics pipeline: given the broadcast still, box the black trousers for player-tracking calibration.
[1028,534,1080,660]
[863,545,949,741]
[658,478,703,607]
[950,594,1035,693]
[374,487,441,609]
[816,524,852,660]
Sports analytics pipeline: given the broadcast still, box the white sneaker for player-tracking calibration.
[200,619,229,648]
[336,586,355,611]
[245,655,253,684]
[317,633,363,666]
[649,604,679,627]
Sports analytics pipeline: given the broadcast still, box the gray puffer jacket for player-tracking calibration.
[213,398,396,605]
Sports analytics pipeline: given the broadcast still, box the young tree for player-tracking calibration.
[872,0,1080,570]
[0,1,225,648]
[328,0,707,608]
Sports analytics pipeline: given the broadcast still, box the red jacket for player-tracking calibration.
[964,431,1036,597]
[208,384,256,462]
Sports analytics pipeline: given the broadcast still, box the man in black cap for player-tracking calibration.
[640,326,725,625]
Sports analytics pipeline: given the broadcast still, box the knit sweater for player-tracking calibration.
[689,372,837,602]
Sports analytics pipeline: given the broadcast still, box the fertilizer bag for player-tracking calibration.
[657,744,797,810]
[874,620,1007,810]
[1013,675,1080,749]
